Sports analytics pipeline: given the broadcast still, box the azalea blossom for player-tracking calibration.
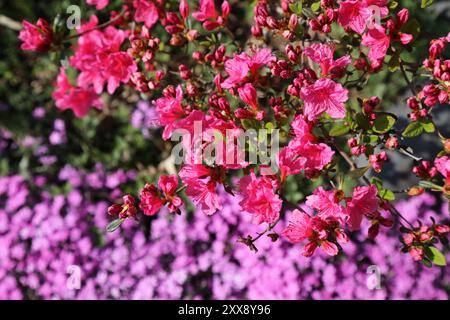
[435,156,450,183]
[303,43,351,77]
[305,187,348,223]
[139,175,183,217]
[133,0,160,29]
[282,209,339,257]
[87,0,109,10]
[347,185,379,231]
[52,68,103,118]
[239,172,282,224]
[222,48,274,89]
[139,183,166,216]
[361,24,390,64]
[278,115,334,180]
[192,0,230,30]
[19,19,53,52]
[179,164,224,216]
[338,0,388,34]
[300,78,349,121]
[154,85,186,140]
[70,16,137,95]
[192,0,218,21]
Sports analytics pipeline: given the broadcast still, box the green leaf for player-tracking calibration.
[349,166,370,179]
[425,246,447,266]
[371,177,395,201]
[355,113,370,131]
[420,118,435,133]
[402,121,423,137]
[373,114,396,133]
[107,218,125,233]
[289,1,303,14]
[437,150,448,157]
[311,1,321,12]
[421,0,434,9]
[329,123,350,137]
[389,1,398,9]
[379,188,395,201]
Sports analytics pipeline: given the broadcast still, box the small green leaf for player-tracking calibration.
[389,1,398,9]
[371,177,395,201]
[425,246,447,266]
[421,0,434,9]
[379,188,395,201]
[402,121,423,137]
[373,114,396,133]
[437,150,448,157]
[349,166,370,179]
[289,1,303,14]
[420,118,435,133]
[329,123,350,137]
[311,1,321,12]
[107,218,125,233]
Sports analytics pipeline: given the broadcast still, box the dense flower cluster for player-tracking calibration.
[18,0,450,266]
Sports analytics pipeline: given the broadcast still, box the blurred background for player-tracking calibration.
[0,0,449,299]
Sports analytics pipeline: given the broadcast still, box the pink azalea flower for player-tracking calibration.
[435,156,450,183]
[70,16,137,95]
[278,143,334,180]
[179,164,223,215]
[192,0,230,30]
[52,68,103,118]
[133,0,159,29]
[347,185,379,231]
[282,209,313,243]
[361,24,390,64]
[290,114,315,144]
[300,142,335,172]
[338,0,388,34]
[222,48,274,89]
[338,0,371,34]
[103,52,138,94]
[184,180,222,216]
[278,115,334,179]
[239,173,282,224]
[282,209,339,257]
[238,83,258,110]
[305,187,348,223]
[158,175,183,213]
[139,183,166,216]
[300,78,349,121]
[303,43,351,77]
[222,55,250,89]
[19,19,53,52]
[277,146,307,179]
[154,85,186,140]
[192,0,218,21]
[87,0,109,10]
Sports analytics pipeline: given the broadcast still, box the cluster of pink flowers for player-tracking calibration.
[283,184,393,257]
[19,0,450,265]
[407,32,450,120]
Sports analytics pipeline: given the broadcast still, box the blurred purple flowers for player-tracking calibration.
[0,168,448,299]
